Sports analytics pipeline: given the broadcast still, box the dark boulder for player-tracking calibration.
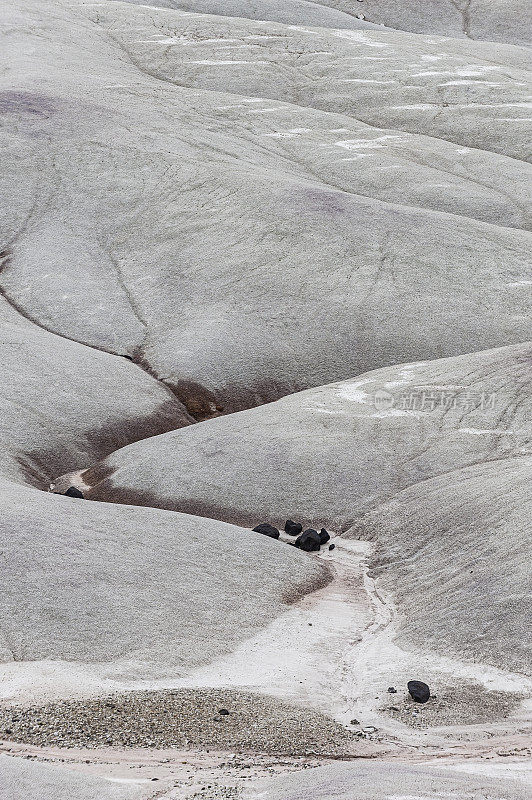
[387,687,397,694]
[328,543,335,551]
[407,680,430,703]
[295,529,321,552]
[64,486,84,499]
[319,528,330,544]
[252,523,280,539]
[284,519,303,536]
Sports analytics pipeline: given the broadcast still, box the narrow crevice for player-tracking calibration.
[0,249,118,358]
[102,254,225,421]
[450,0,473,39]
[131,348,224,422]
[0,251,265,429]
[107,251,150,332]
[0,249,194,425]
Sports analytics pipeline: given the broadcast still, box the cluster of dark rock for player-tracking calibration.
[63,486,84,499]
[407,680,430,703]
[252,523,281,539]
[293,527,330,552]
[387,681,430,703]
[252,520,334,552]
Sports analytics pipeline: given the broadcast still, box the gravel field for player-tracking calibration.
[384,684,525,729]
[0,689,360,756]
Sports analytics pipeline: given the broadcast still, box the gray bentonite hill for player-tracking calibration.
[0,0,531,798]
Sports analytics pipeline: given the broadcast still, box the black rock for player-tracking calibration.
[328,543,335,551]
[218,709,230,716]
[387,687,397,694]
[252,523,280,539]
[295,529,321,552]
[284,519,303,536]
[319,528,330,544]
[350,719,360,726]
[64,486,84,499]
[407,680,430,703]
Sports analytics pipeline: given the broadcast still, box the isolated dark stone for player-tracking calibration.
[252,523,280,539]
[350,719,360,726]
[295,529,321,552]
[407,680,430,703]
[328,543,335,551]
[387,687,397,694]
[218,709,230,716]
[319,528,330,544]
[284,519,303,536]
[64,486,84,499]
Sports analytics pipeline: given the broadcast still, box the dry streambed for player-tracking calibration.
[1,537,527,756]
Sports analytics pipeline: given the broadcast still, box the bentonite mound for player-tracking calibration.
[0,480,328,669]
[119,0,532,46]
[86,342,532,529]
[350,455,532,674]
[248,761,531,800]
[84,343,532,673]
[1,1,531,417]
[0,0,530,796]
[0,300,191,485]
[0,754,139,800]
[310,0,532,46]
[118,0,382,32]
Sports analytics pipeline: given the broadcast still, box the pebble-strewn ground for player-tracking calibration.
[0,689,359,756]
[384,684,524,729]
